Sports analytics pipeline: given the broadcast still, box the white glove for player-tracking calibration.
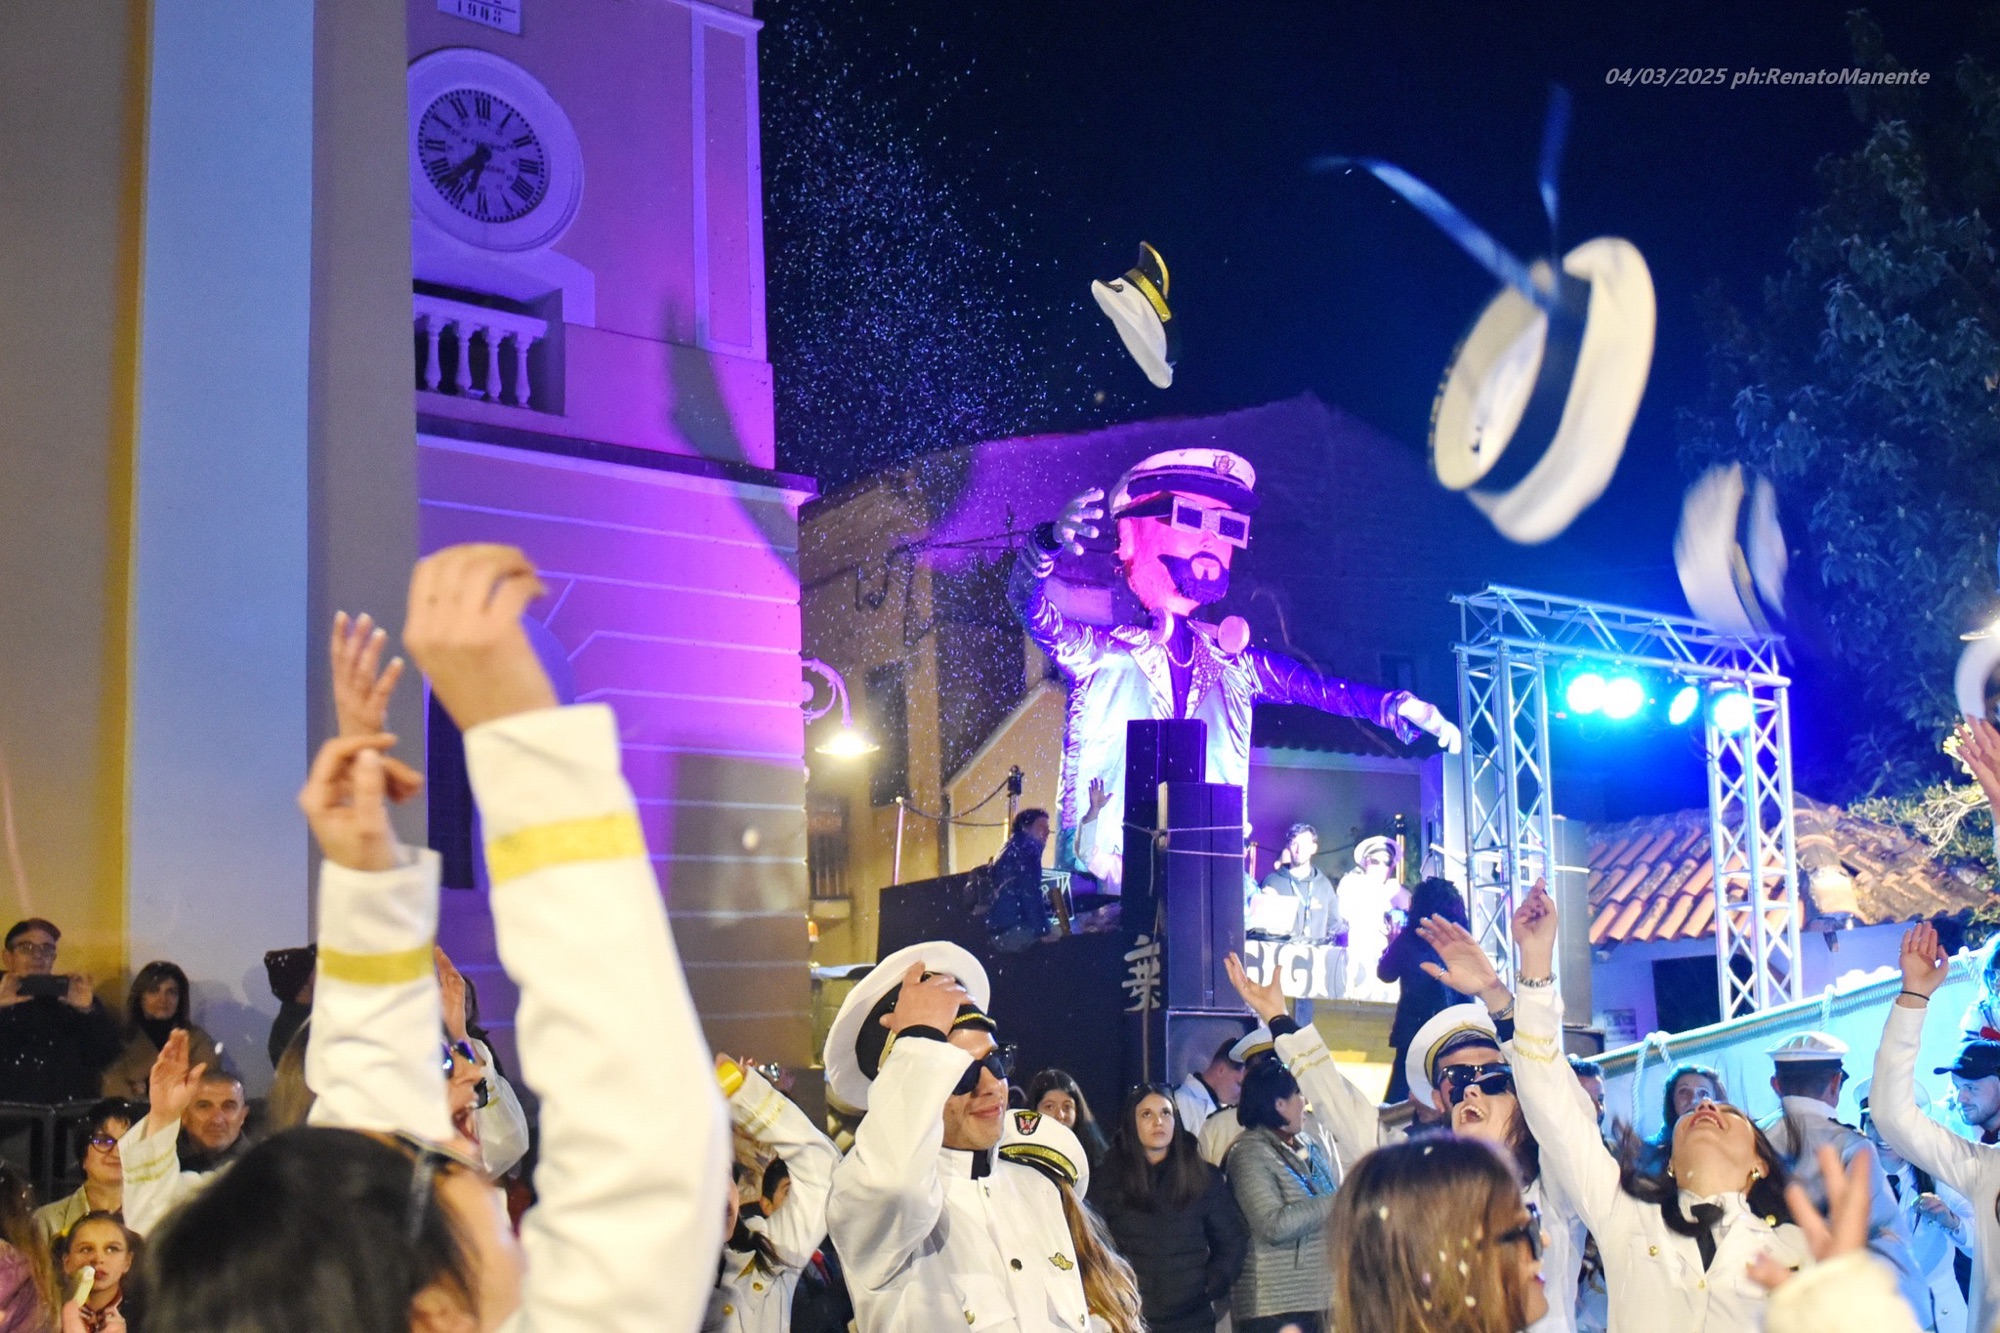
[1054,488,1106,556]
[1397,696,1463,754]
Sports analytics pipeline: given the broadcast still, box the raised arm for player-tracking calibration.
[1872,923,1988,1202]
[1245,650,1462,752]
[1502,884,1628,1233]
[411,543,727,1333]
[1225,952,1383,1170]
[1007,490,1114,679]
[722,1060,841,1271]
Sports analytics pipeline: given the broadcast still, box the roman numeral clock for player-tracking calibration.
[407,48,583,253]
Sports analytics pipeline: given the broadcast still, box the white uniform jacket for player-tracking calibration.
[1174,1072,1220,1137]
[1872,1000,2000,1333]
[716,1067,841,1333]
[1883,1161,1971,1333]
[1761,1096,1926,1317]
[1273,1018,1583,1333]
[1513,986,1810,1333]
[828,1035,1090,1333]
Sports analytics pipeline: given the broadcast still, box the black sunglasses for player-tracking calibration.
[952,1044,1017,1097]
[442,1038,492,1110]
[1439,1062,1514,1106]
[1496,1203,1544,1261]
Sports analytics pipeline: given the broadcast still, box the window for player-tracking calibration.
[807,793,850,901]
[866,663,911,807]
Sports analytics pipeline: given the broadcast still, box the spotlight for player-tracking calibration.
[1711,691,1754,734]
[1602,676,1646,721]
[1565,672,1606,715]
[1667,686,1700,726]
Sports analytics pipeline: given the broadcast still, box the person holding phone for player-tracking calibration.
[0,920,121,1104]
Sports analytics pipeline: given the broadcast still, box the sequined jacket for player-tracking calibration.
[1008,545,1416,870]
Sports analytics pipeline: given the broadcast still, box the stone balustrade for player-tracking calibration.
[413,291,549,410]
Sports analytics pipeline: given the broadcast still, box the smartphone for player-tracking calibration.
[17,974,68,999]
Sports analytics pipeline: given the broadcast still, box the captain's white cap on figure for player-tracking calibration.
[1765,1031,1849,1063]
[1354,835,1401,869]
[1091,242,1178,389]
[1406,1003,1502,1112]
[824,940,991,1113]
[999,1107,1092,1197]
[1230,1025,1275,1064]
[1109,448,1258,518]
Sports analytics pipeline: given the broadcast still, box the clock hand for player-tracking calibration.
[441,143,492,191]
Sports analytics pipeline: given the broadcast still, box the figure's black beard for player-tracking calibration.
[1159,554,1229,605]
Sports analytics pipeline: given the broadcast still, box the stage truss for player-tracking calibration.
[1452,586,1797,1019]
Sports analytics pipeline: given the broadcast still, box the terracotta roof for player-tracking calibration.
[1585,797,1991,946]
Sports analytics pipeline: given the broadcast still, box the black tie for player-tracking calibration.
[1689,1203,1725,1271]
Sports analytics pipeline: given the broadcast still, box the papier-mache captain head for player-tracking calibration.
[1107,448,1258,616]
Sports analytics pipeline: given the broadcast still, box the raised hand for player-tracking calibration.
[435,946,471,1042]
[403,544,557,733]
[1053,489,1106,556]
[1085,778,1112,821]
[1224,951,1289,1023]
[882,962,969,1036]
[1898,923,1948,1001]
[143,1028,211,1137]
[297,735,400,873]
[331,611,422,801]
[1396,696,1463,754]
[1958,717,2000,813]
[1749,1144,1875,1289]
[1415,915,1508,1008]
[62,973,94,1013]
[1513,879,1558,979]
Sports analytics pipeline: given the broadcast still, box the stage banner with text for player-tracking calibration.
[1242,940,1347,1000]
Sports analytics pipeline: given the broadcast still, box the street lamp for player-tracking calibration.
[802,659,877,758]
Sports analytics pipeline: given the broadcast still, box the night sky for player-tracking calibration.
[761,1,1991,815]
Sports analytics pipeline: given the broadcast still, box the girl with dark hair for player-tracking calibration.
[100,961,218,1102]
[57,1213,139,1332]
[1025,1069,1109,1169]
[1087,1085,1247,1333]
[1330,1137,1550,1333]
[130,566,728,1331]
[0,1162,56,1331]
[1426,883,1807,1331]
[1639,1066,1729,1173]
[1377,876,1474,1102]
[1223,1061,1339,1333]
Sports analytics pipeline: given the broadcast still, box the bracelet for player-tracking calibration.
[1898,990,1932,1004]
[1518,974,1557,989]
[1488,1000,1516,1022]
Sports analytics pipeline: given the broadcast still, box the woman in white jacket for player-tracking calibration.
[1418,884,1810,1333]
[132,544,729,1332]
[711,1057,840,1333]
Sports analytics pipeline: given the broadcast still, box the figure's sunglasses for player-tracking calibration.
[442,1038,492,1109]
[1118,494,1251,548]
[1439,1062,1514,1106]
[952,1043,1017,1097]
[1496,1203,1544,1261]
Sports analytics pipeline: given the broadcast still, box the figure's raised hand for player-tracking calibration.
[298,735,399,873]
[1224,951,1289,1023]
[1396,696,1463,754]
[882,962,969,1036]
[1957,717,2000,813]
[1513,879,1558,977]
[144,1028,211,1137]
[1054,488,1106,557]
[330,611,423,801]
[1415,914,1506,1005]
[1898,922,1948,1001]
[403,544,557,732]
[435,946,471,1042]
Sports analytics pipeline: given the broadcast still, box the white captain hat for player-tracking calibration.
[1406,1003,1503,1112]
[1229,1024,1275,1064]
[1766,1031,1849,1064]
[1109,447,1258,518]
[1091,242,1178,389]
[999,1107,1092,1198]
[823,941,992,1113]
[1675,463,1788,636]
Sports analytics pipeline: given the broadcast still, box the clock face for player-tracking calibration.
[417,88,549,224]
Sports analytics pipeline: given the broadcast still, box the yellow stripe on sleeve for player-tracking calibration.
[485,812,647,885]
[318,943,434,987]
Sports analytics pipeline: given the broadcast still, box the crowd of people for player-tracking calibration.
[1,544,1999,1332]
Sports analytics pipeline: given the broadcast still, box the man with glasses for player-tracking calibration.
[0,918,121,1103]
[825,940,1091,1332]
[1011,448,1461,887]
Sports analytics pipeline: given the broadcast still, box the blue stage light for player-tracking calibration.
[1565,672,1606,715]
[1602,676,1645,721]
[1712,691,1754,734]
[1667,686,1700,726]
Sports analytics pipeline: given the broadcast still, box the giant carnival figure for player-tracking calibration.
[1009,448,1461,885]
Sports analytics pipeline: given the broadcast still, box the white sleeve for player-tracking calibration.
[465,703,727,1333]
[115,1118,209,1236]
[1762,1251,1922,1333]
[827,1035,974,1293]
[473,1045,533,1179]
[729,1067,840,1271]
[1508,986,1626,1237]
[304,851,452,1140]
[1274,1022,1383,1171]
[1873,1002,1990,1202]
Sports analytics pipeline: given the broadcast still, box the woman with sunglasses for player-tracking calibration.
[1421,883,1808,1332]
[1330,1137,1551,1332]
[1223,953,1587,1332]
[132,547,729,1331]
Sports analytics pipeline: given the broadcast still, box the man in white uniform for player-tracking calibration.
[1174,1036,1244,1137]
[826,941,1091,1332]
